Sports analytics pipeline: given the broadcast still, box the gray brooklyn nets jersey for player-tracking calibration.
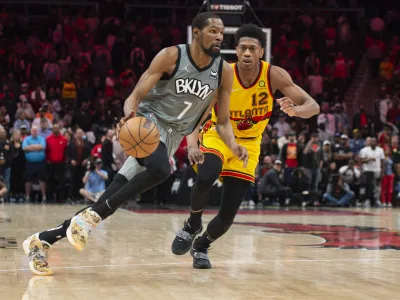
[137,44,223,155]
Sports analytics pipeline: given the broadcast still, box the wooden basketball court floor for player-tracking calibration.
[1,204,400,300]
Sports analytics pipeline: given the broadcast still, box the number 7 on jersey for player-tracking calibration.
[177,101,192,119]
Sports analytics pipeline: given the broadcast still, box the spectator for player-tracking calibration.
[379,55,394,81]
[258,160,291,206]
[359,137,385,207]
[101,129,115,184]
[35,103,54,123]
[280,132,302,185]
[339,159,361,200]
[349,129,365,155]
[72,101,94,132]
[395,164,400,201]
[317,102,335,135]
[333,134,353,169]
[0,181,7,203]
[277,130,289,150]
[0,127,12,197]
[290,167,315,207]
[17,97,35,121]
[20,124,29,141]
[32,106,53,128]
[378,124,392,149]
[67,128,91,201]
[302,132,323,192]
[323,174,354,206]
[61,75,77,110]
[273,113,291,138]
[333,103,348,133]
[43,55,60,84]
[380,94,392,124]
[318,123,332,143]
[387,101,400,124]
[79,158,108,202]
[22,126,47,203]
[380,148,394,207]
[352,106,370,133]
[13,111,31,132]
[307,70,323,101]
[391,135,400,167]
[30,85,46,112]
[39,118,52,139]
[46,124,68,202]
[10,130,25,202]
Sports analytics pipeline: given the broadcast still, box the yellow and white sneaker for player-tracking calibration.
[66,208,102,251]
[23,234,53,276]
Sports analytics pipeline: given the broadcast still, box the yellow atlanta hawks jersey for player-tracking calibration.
[210,61,274,139]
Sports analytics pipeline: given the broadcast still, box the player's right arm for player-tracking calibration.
[215,61,248,167]
[123,47,178,116]
[117,47,178,138]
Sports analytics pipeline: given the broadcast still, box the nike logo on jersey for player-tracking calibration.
[175,78,214,100]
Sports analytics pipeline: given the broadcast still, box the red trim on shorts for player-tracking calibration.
[199,145,224,163]
[220,170,255,183]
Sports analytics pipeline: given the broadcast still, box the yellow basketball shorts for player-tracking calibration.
[198,127,260,183]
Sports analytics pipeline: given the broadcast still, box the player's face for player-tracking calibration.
[236,38,264,70]
[197,18,224,58]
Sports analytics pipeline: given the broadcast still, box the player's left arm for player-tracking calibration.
[270,66,320,118]
[215,61,248,167]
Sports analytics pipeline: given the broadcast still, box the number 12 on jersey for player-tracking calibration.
[177,101,193,119]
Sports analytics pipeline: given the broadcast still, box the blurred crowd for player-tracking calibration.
[0,1,398,207]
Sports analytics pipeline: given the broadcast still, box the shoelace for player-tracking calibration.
[75,215,94,234]
[177,229,192,241]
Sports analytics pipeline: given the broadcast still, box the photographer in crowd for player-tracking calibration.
[79,158,108,203]
[323,174,355,206]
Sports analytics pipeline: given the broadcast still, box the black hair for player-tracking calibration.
[235,24,266,47]
[191,12,221,31]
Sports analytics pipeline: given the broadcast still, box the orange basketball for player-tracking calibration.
[118,117,160,158]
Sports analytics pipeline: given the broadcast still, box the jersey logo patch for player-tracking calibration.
[175,78,214,100]
[209,69,218,80]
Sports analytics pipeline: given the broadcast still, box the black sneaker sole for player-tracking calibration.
[171,227,202,256]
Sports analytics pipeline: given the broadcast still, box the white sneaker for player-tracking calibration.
[301,201,307,208]
[248,200,256,208]
[284,198,291,206]
[375,200,383,207]
[66,208,102,251]
[363,200,371,208]
[23,234,52,276]
[382,203,387,207]
[388,203,393,208]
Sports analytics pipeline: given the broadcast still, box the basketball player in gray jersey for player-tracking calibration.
[23,12,248,276]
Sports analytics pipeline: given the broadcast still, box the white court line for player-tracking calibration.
[2,258,400,273]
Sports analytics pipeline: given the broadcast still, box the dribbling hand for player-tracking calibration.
[116,111,135,140]
[187,146,204,165]
[231,144,249,168]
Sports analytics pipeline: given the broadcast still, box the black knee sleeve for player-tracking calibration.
[190,153,223,211]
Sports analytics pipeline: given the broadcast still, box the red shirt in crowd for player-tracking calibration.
[91,143,102,158]
[285,143,299,168]
[46,134,68,163]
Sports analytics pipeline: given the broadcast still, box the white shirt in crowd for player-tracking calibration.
[339,165,361,184]
[359,146,384,172]
[273,121,291,138]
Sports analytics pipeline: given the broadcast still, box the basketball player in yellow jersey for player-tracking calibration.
[171,24,320,269]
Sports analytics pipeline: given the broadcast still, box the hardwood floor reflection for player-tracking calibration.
[1,204,400,299]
